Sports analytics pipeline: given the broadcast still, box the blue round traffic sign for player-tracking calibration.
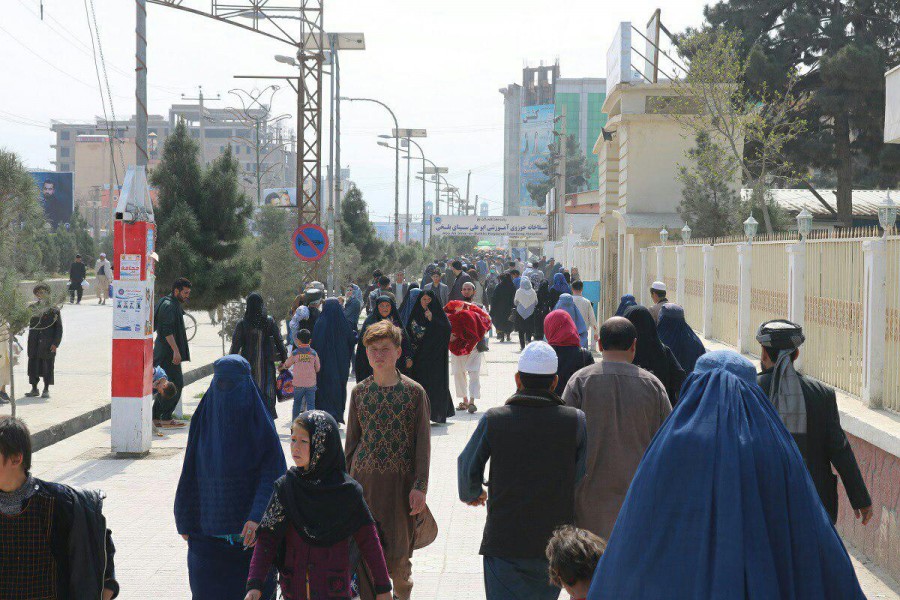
[292,224,330,262]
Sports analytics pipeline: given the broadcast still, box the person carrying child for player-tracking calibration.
[244,410,393,600]
[281,329,321,420]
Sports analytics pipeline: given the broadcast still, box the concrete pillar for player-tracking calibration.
[639,248,648,305]
[655,246,665,282]
[675,245,686,306]
[702,245,714,337]
[862,238,886,408]
[737,243,753,353]
[787,242,807,327]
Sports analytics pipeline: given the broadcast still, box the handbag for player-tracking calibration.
[413,504,438,550]
[275,369,294,401]
[508,308,517,324]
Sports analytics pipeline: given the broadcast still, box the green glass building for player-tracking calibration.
[555,79,608,190]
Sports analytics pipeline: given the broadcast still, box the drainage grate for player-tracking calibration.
[75,447,185,461]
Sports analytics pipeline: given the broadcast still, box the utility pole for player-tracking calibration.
[136,0,147,167]
[182,86,221,166]
[333,41,343,292]
[465,170,472,215]
[553,108,568,241]
[405,137,411,243]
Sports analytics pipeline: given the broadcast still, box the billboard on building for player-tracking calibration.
[31,171,74,228]
[431,215,549,239]
[519,104,555,209]
[261,188,297,207]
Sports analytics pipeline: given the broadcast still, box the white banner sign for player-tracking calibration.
[112,280,152,340]
[431,216,549,239]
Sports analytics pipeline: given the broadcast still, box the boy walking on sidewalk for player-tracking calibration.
[282,329,320,419]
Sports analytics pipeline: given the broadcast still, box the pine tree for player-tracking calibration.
[525,135,592,208]
[678,132,745,238]
[150,121,255,309]
[704,0,900,225]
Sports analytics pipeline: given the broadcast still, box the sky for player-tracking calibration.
[0,0,710,220]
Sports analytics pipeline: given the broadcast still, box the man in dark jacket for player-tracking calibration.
[26,284,62,399]
[0,416,119,599]
[446,260,473,303]
[153,277,192,426]
[68,254,87,304]
[757,319,872,525]
[458,341,586,600]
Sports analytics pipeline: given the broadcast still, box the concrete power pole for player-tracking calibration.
[136,0,147,168]
[465,170,472,215]
[553,108,567,241]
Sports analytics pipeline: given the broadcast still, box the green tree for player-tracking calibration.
[704,0,900,225]
[525,135,593,208]
[672,28,803,233]
[678,132,745,238]
[151,121,256,309]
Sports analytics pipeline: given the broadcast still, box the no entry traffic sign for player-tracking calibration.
[292,224,330,262]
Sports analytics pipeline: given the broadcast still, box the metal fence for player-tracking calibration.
[749,242,791,355]
[710,244,740,346]
[684,245,705,329]
[662,246,678,300]
[573,244,601,281]
[803,238,866,396]
[885,237,900,411]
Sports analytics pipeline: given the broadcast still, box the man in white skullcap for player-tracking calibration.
[648,281,668,323]
[458,341,587,600]
[94,252,113,305]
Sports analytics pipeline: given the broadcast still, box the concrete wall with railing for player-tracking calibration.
[630,230,900,583]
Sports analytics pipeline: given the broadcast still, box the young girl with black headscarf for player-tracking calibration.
[244,411,393,600]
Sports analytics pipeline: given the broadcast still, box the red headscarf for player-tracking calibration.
[445,301,492,356]
[544,309,581,347]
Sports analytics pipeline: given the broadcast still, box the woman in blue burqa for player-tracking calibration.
[614,294,637,317]
[588,350,866,600]
[656,303,706,374]
[312,298,357,423]
[548,272,572,309]
[175,355,286,599]
[553,293,589,349]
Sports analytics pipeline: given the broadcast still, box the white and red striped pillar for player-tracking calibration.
[110,167,156,455]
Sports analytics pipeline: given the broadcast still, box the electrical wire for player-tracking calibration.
[83,0,124,187]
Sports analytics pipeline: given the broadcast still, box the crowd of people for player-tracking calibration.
[0,247,879,600]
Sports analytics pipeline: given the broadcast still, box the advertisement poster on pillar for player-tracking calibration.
[519,105,555,209]
[262,188,297,207]
[31,171,74,229]
[113,281,152,340]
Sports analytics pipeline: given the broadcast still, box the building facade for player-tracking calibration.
[500,65,607,216]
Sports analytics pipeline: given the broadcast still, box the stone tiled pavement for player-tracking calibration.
[3,303,225,435]
[29,339,899,599]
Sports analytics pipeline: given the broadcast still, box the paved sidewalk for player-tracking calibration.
[29,340,900,599]
[3,303,225,445]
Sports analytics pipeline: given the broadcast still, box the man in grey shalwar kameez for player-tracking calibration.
[562,317,672,540]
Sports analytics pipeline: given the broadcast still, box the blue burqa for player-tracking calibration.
[554,293,588,348]
[551,272,572,295]
[588,351,866,600]
[312,298,357,423]
[615,294,637,316]
[398,288,422,327]
[175,355,286,535]
[656,303,706,374]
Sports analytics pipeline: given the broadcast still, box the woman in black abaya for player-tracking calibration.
[406,290,454,423]
[353,296,410,383]
[489,273,516,343]
[624,304,687,405]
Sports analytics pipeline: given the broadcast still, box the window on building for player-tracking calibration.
[60,163,70,171]
[59,131,70,141]
[60,147,70,157]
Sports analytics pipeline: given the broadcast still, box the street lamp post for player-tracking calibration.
[341,97,400,242]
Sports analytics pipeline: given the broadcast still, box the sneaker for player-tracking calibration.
[0,390,9,402]
[467,403,477,414]
[41,390,50,399]
[24,390,39,398]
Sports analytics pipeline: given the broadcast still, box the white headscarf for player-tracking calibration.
[514,277,538,319]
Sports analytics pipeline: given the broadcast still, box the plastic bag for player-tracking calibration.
[276,369,294,401]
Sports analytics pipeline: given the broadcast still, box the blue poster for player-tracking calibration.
[31,171,74,229]
[519,104,555,208]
